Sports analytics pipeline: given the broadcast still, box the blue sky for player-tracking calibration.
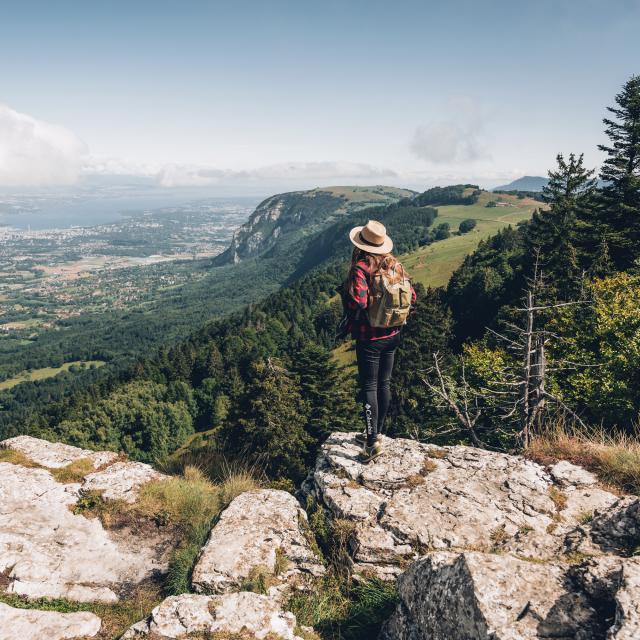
[1,0,639,189]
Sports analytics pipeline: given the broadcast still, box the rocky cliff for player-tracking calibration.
[213,186,414,265]
[1,433,638,639]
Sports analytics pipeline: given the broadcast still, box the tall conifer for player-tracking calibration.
[597,75,640,269]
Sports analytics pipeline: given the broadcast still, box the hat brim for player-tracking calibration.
[349,226,393,255]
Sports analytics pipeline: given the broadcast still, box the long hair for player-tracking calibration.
[347,247,409,297]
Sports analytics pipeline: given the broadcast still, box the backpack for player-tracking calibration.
[367,267,412,328]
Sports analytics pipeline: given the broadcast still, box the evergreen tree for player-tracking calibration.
[597,75,640,269]
[526,153,597,297]
[290,342,359,441]
[391,285,453,438]
[223,360,312,482]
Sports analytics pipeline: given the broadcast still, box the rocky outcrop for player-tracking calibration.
[0,436,172,602]
[380,552,640,640]
[121,592,308,639]
[303,433,618,578]
[2,435,117,469]
[192,489,324,597]
[0,602,101,640]
[213,186,414,265]
[82,460,165,503]
[380,552,599,640]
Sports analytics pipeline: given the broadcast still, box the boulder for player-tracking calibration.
[121,592,307,639]
[192,489,324,596]
[2,435,117,469]
[0,436,173,602]
[567,496,640,556]
[609,558,640,639]
[0,602,101,640]
[82,460,165,503]
[380,552,601,640]
[303,433,618,578]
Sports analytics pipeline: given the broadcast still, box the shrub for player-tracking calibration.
[458,218,477,234]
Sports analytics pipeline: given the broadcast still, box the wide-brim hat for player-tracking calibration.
[349,220,393,254]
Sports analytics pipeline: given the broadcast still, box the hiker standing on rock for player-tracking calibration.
[343,220,415,463]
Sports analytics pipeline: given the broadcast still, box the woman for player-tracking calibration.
[345,220,415,463]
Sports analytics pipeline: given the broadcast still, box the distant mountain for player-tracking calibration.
[493,176,548,192]
[213,185,415,265]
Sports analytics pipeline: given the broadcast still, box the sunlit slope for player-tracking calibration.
[402,191,541,288]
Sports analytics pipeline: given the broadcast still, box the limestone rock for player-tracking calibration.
[609,558,640,639]
[568,497,640,556]
[82,460,165,503]
[380,552,600,640]
[550,459,598,487]
[0,602,101,640]
[2,434,117,469]
[0,437,173,602]
[303,433,618,578]
[121,592,305,639]
[192,489,324,596]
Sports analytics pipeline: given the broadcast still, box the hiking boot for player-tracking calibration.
[358,441,383,463]
[354,432,367,445]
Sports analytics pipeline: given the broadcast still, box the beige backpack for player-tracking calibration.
[367,267,412,328]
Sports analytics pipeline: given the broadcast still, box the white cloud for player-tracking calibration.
[0,104,88,186]
[411,97,489,165]
[155,161,397,187]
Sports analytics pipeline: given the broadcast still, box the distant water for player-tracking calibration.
[0,189,260,230]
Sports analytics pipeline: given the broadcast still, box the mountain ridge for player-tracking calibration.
[493,175,548,192]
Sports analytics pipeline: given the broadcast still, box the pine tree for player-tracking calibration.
[291,342,359,440]
[597,75,640,269]
[391,285,453,438]
[526,153,597,297]
[224,360,312,482]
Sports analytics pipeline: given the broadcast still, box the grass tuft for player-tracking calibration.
[528,423,640,495]
[0,448,40,468]
[50,458,95,483]
[548,486,568,512]
[137,465,221,535]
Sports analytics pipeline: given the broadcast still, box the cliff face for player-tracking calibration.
[213,186,415,265]
[1,433,638,639]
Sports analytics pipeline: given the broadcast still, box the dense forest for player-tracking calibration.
[4,76,640,486]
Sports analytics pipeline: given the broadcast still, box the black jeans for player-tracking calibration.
[356,333,400,446]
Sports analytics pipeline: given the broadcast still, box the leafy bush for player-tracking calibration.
[458,218,477,234]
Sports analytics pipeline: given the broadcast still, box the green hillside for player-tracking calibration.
[402,190,541,287]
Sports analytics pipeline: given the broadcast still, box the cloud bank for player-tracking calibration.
[0,104,87,186]
[156,161,397,188]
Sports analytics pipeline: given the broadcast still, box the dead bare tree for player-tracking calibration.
[483,251,592,448]
[421,352,501,450]
[423,250,594,451]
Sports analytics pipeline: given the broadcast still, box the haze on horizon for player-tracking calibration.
[1,0,639,192]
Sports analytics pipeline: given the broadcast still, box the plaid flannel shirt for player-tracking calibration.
[347,260,416,342]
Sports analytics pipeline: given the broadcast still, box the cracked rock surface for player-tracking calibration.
[192,488,324,596]
[121,592,306,639]
[380,552,601,640]
[0,436,172,602]
[0,602,101,640]
[303,432,618,578]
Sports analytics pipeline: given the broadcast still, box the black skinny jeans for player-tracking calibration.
[356,333,400,446]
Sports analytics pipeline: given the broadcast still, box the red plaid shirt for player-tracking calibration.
[347,260,416,342]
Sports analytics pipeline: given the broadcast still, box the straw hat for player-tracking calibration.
[349,220,393,254]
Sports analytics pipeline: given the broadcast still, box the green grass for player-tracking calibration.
[402,191,540,288]
[0,360,105,390]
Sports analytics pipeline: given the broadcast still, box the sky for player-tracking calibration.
[1,0,639,191]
